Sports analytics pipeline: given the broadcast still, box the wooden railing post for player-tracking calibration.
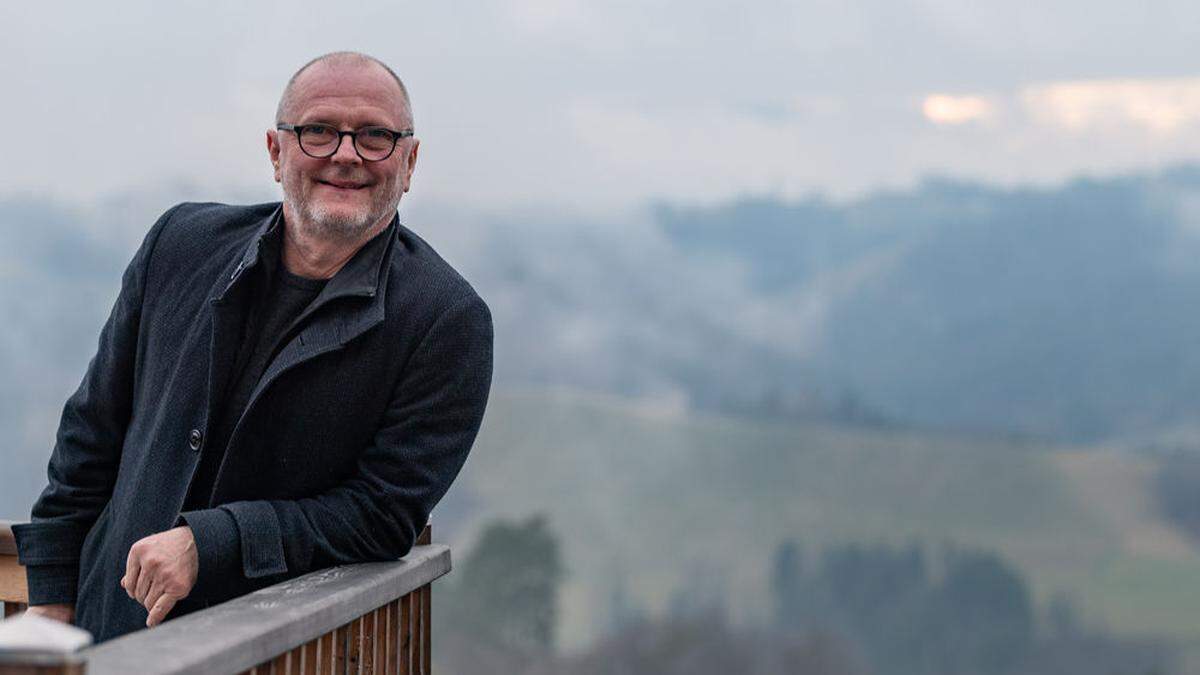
[0,522,29,618]
[0,613,92,675]
[416,524,432,675]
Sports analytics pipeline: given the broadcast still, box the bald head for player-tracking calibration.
[276,51,413,128]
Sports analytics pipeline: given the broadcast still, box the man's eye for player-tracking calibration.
[303,125,334,137]
[364,128,394,139]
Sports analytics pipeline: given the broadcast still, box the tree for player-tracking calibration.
[447,514,565,654]
[923,547,1034,675]
[770,540,805,627]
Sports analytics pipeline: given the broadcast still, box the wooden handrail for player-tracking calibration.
[0,522,27,618]
[0,522,16,556]
[0,524,444,674]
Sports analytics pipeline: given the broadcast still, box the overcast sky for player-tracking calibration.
[4,1,1200,216]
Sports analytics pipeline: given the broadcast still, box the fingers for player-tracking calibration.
[135,562,155,605]
[122,546,142,600]
[146,593,178,628]
[143,578,165,615]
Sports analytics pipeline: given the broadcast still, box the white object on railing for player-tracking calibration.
[0,612,92,668]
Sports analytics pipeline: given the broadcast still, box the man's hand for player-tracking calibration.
[25,603,75,624]
[120,525,198,627]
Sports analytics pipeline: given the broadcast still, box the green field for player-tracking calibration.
[441,385,1200,652]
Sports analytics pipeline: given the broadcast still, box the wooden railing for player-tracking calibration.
[0,522,446,674]
[0,521,28,619]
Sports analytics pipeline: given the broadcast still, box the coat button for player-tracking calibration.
[188,428,203,452]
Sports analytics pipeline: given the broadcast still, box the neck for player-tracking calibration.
[279,209,391,279]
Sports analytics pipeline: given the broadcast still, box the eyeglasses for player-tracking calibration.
[276,123,414,161]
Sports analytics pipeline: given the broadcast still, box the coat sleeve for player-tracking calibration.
[180,290,493,587]
[11,204,179,605]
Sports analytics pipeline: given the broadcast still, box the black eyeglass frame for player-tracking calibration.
[276,123,415,161]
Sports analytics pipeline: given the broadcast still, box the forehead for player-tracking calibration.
[287,61,408,127]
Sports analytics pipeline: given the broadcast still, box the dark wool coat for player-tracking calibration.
[12,202,493,643]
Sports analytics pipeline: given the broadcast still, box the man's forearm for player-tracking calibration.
[22,562,79,605]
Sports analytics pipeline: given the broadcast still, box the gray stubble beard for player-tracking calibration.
[284,185,400,244]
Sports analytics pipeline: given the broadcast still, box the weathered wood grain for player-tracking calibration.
[0,522,18,557]
[399,594,410,675]
[0,522,27,609]
[0,558,28,606]
[384,600,397,675]
[84,544,449,675]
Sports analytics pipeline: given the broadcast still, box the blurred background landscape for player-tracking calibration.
[6,2,1200,673]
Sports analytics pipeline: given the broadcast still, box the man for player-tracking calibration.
[12,51,493,642]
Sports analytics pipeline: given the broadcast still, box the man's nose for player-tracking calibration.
[330,133,361,163]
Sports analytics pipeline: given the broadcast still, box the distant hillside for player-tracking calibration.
[443,385,1200,651]
[657,166,1200,441]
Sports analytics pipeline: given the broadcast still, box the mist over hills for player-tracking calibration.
[658,167,1200,441]
[4,165,1200,514]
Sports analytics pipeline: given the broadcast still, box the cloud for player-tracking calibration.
[922,94,996,125]
[503,0,594,39]
[1021,78,1200,134]
[6,2,1200,211]
[565,99,813,205]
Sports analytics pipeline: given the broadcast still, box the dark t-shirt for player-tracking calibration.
[182,238,327,511]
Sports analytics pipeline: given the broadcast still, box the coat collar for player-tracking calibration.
[213,204,396,306]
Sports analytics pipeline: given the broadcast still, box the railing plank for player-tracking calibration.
[0,521,18,556]
[324,630,336,675]
[369,605,379,672]
[420,586,430,675]
[334,626,346,675]
[399,594,410,675]
[0,558,28,608]
[413,590,425,675]
[333,624,350,675]
[302,638,317,675]
[362,609,375,674]
[1,604,25,619]
[347,616,362,675]
[0,522,28,608]
[384,601,396,675]
[84,544,449,675]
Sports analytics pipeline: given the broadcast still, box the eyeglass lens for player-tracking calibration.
[298,125,396,160]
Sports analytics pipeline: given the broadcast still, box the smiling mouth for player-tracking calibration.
[317,179,368,190]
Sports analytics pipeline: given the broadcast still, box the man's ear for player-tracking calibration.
[402,139,420,193]
[266,129,282,183]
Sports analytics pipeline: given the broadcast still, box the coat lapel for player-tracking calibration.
[211,211,398,460]
[205,300,247,435]
[204,207,281,437]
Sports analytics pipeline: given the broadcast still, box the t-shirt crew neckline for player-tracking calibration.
[276,265,329,293]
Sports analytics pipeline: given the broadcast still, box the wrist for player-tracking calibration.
[26,603,75,624]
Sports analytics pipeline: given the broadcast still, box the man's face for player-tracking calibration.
[267,62,418,241]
